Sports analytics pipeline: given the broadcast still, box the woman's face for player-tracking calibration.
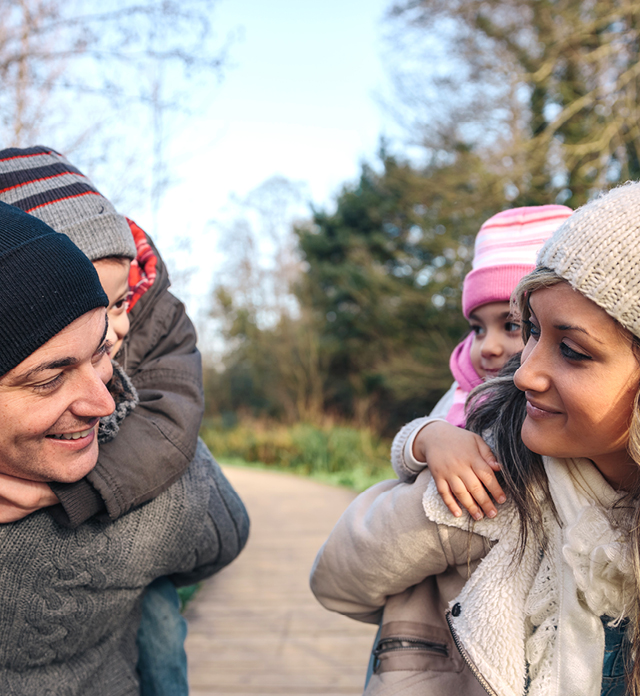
[514,282,640,489]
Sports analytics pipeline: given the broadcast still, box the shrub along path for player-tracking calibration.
[184,465,378,696]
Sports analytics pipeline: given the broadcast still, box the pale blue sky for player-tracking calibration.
[128,0,395,319]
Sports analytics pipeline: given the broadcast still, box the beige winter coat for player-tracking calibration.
[310,469,491,696]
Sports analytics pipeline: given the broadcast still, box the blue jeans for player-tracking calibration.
[136,577,188,696]
[364,624,382,688]
[601,617,629,696]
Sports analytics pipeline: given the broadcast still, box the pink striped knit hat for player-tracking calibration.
[462,205,573,318]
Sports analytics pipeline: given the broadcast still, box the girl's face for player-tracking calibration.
[514,282,640,489]
[93,258,131,359]
[468,301,523,379]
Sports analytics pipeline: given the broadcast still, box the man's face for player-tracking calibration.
[0,308,115,483]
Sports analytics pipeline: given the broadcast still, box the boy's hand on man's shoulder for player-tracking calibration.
[0,473,59,522]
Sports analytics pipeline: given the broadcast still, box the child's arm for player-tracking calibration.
[414,421,505,520]
[0,236,203,528]
[0,474,59,522]
[391,414,506,520]
[49,284,203,527]
[48,235,204,527]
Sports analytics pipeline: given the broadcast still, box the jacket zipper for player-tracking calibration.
[446,609,499,696]
[373,636,448,658]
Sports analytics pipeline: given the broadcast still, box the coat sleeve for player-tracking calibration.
[311,470,449,624]
[167,439,250,587]
[51,288,205,527]
[309,469,487,624]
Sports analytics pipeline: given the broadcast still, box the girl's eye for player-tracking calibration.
[505,321,520,333]
[560,342,591,361]
[33,374,63,393]
[470,324,484,336]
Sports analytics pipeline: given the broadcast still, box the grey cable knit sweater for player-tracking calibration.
[0,439,249,695]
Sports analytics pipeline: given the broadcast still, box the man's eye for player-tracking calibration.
[33,374,63,393]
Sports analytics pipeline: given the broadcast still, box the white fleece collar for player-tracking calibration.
[422,457,633,696]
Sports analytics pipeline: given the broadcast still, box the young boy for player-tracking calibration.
[0,146,242,695]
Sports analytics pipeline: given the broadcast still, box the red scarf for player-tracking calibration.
[126,218,158,313]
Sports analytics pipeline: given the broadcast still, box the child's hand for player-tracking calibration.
[413,421,506,520]
[0,473,59,523]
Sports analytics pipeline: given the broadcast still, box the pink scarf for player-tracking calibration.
[446,333,483,427]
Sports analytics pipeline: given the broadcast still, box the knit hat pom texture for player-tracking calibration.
[538,182,640,339]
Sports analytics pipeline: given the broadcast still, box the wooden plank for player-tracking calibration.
[184,466,378,695]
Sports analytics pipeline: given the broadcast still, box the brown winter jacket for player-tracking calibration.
[310,470,491,696]
[50,234,204,526]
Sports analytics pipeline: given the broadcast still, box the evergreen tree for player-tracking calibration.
[295,150,501,429]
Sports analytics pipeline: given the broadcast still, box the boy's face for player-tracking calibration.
[468,301,524,379]
[93,258,131,359]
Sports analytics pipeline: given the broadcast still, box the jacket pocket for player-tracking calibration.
[373,621,462,674]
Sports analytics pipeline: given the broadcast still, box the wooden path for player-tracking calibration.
[184,466,378,696]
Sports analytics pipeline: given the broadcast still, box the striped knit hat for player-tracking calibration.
[462,205,573,318]
[0,146,136,261]
[538,182,640,338]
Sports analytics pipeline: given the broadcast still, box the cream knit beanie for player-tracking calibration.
[537,181,640,338]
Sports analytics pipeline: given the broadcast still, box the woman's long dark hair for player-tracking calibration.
[465,354,553,561]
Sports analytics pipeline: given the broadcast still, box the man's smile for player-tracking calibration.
[47,426,96,441]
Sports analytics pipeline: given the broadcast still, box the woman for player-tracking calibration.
[310,182,640,696]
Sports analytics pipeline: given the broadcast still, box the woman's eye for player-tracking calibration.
[560,342,591,361]
[522,319,540,338]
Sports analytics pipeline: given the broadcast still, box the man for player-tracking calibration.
[0,201,249,695]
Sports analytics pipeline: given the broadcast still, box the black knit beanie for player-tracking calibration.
[0,200,108,375]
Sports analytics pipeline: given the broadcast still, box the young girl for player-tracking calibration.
[391,204,572,522]
[311,182,640,695]
[361,205,573,689]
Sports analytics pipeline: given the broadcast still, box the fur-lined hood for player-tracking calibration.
[98,361,139,444]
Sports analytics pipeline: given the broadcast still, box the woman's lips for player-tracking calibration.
[525,397,561,419]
